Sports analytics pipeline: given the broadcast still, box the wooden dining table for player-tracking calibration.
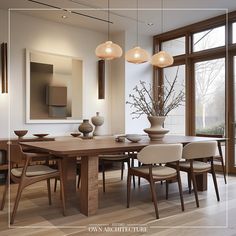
[20,135,226,217]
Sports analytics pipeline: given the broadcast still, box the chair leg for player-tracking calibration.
[58,162,66,216]
[121,161,124,180]
[220,157,227,184]
[1,172,8,211]
[102,160,106,193]
[10,183,24,224]
[77,173,81,188]
[165,180,169,200]
[191,172,199,208]
[177,174,185,212]
[138,161,141,187]
[131,157,135,188]
[188,173,192,194]
[127,170,131,208]
[211,167,220,201]
[47,179,52,205]
[149,180,159,219]
[54,178,57,192]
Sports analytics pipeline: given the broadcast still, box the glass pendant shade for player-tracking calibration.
[95,41,123,60]
[125,46,150,64]
[151,51,174,68]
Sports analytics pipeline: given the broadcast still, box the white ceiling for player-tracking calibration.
[0,0,235,36]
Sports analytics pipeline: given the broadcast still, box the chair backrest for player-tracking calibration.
[137,144,183,164]
[183,141,217,160]
[9,144,25,164]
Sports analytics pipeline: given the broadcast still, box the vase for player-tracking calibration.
[91,112,104,136]
[78,119,93,137]
[143,116,169,140]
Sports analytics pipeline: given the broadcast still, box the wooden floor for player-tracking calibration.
[0,170,236,236]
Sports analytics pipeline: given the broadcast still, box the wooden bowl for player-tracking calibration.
[33,134,49,138]
[14,130,28,138]
[70,133,81,137]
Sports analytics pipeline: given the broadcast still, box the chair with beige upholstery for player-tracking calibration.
[6,144,66,224]
[172,141,219,208]
[100,153,130,193]
[127,144,184,219]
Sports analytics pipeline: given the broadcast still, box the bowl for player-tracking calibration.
[33,134,49,138]
[126,134,142,143]
[71,132,81,137]
[14,130,28,138]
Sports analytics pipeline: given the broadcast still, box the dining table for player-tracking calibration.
[20,135,226,217]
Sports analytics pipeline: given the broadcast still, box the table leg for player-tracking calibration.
[196,173,207,191]
[61,157,77,199]
[80,156,98,216]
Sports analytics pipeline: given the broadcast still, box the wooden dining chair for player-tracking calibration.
[5,144,66,224]
[196,134,226,184]
[99,154,130,193]
[169,141,219,208]
[127,144,184,219]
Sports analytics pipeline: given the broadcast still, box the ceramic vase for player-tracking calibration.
[143,116,169,140]
[78,119,93,137]
[91,112,104,136]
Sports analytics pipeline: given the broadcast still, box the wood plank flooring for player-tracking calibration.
[0,170,235,236]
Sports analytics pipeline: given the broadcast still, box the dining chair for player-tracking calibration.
[5,144,66,224]
[169,141,219,208]
[196,134,226,184]
[99,154,130,193]
[127,144,184,219]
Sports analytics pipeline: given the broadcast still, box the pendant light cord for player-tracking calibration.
[136,0,139,46]
[108,0,110,41]
[161,0,163,33]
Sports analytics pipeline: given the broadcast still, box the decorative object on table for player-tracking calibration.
[14,130,28,139]
[1,43,8,93]
[78,119,93,137]
[33,134,49,138]
[115,135,126,142]
[126,134,142,143]
[125,0,150,64]
[91,112,104,136]
[70,132,81,137]
[126,67,184,140]
[95,0,122,60]
[151,0,174,68]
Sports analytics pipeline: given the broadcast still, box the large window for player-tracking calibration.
[233,22,236,43]
[164,65,185,135]
[193,26,225,52]
[195,58,225,134]
[162,37,185,56]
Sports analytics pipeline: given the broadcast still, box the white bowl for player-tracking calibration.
[126,134,142,143]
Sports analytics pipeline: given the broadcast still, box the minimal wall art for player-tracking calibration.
[1,43,8,93]
[98,60,105,99]
[26,50,83,123]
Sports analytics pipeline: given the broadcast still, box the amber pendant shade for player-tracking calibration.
[151,51,174,68]
[125,46,149,64]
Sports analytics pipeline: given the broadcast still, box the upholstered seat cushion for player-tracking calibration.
[131,165,177,179]
[178,161,211,171]
[99,154,129,161]
[11,165,58,177]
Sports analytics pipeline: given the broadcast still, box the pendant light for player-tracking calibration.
[125,0,149,64]
[151,0,174,68]
[95,0,123,60]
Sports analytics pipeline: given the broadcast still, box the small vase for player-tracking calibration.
[78,119,93,137]
[143,116,169,140]
[91,112,104,136]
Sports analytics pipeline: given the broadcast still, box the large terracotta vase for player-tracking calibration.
[78,119,93,137]
[143,116,169,140]
[91,112,104,136]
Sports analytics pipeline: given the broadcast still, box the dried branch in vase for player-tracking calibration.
[126,66,185,119]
